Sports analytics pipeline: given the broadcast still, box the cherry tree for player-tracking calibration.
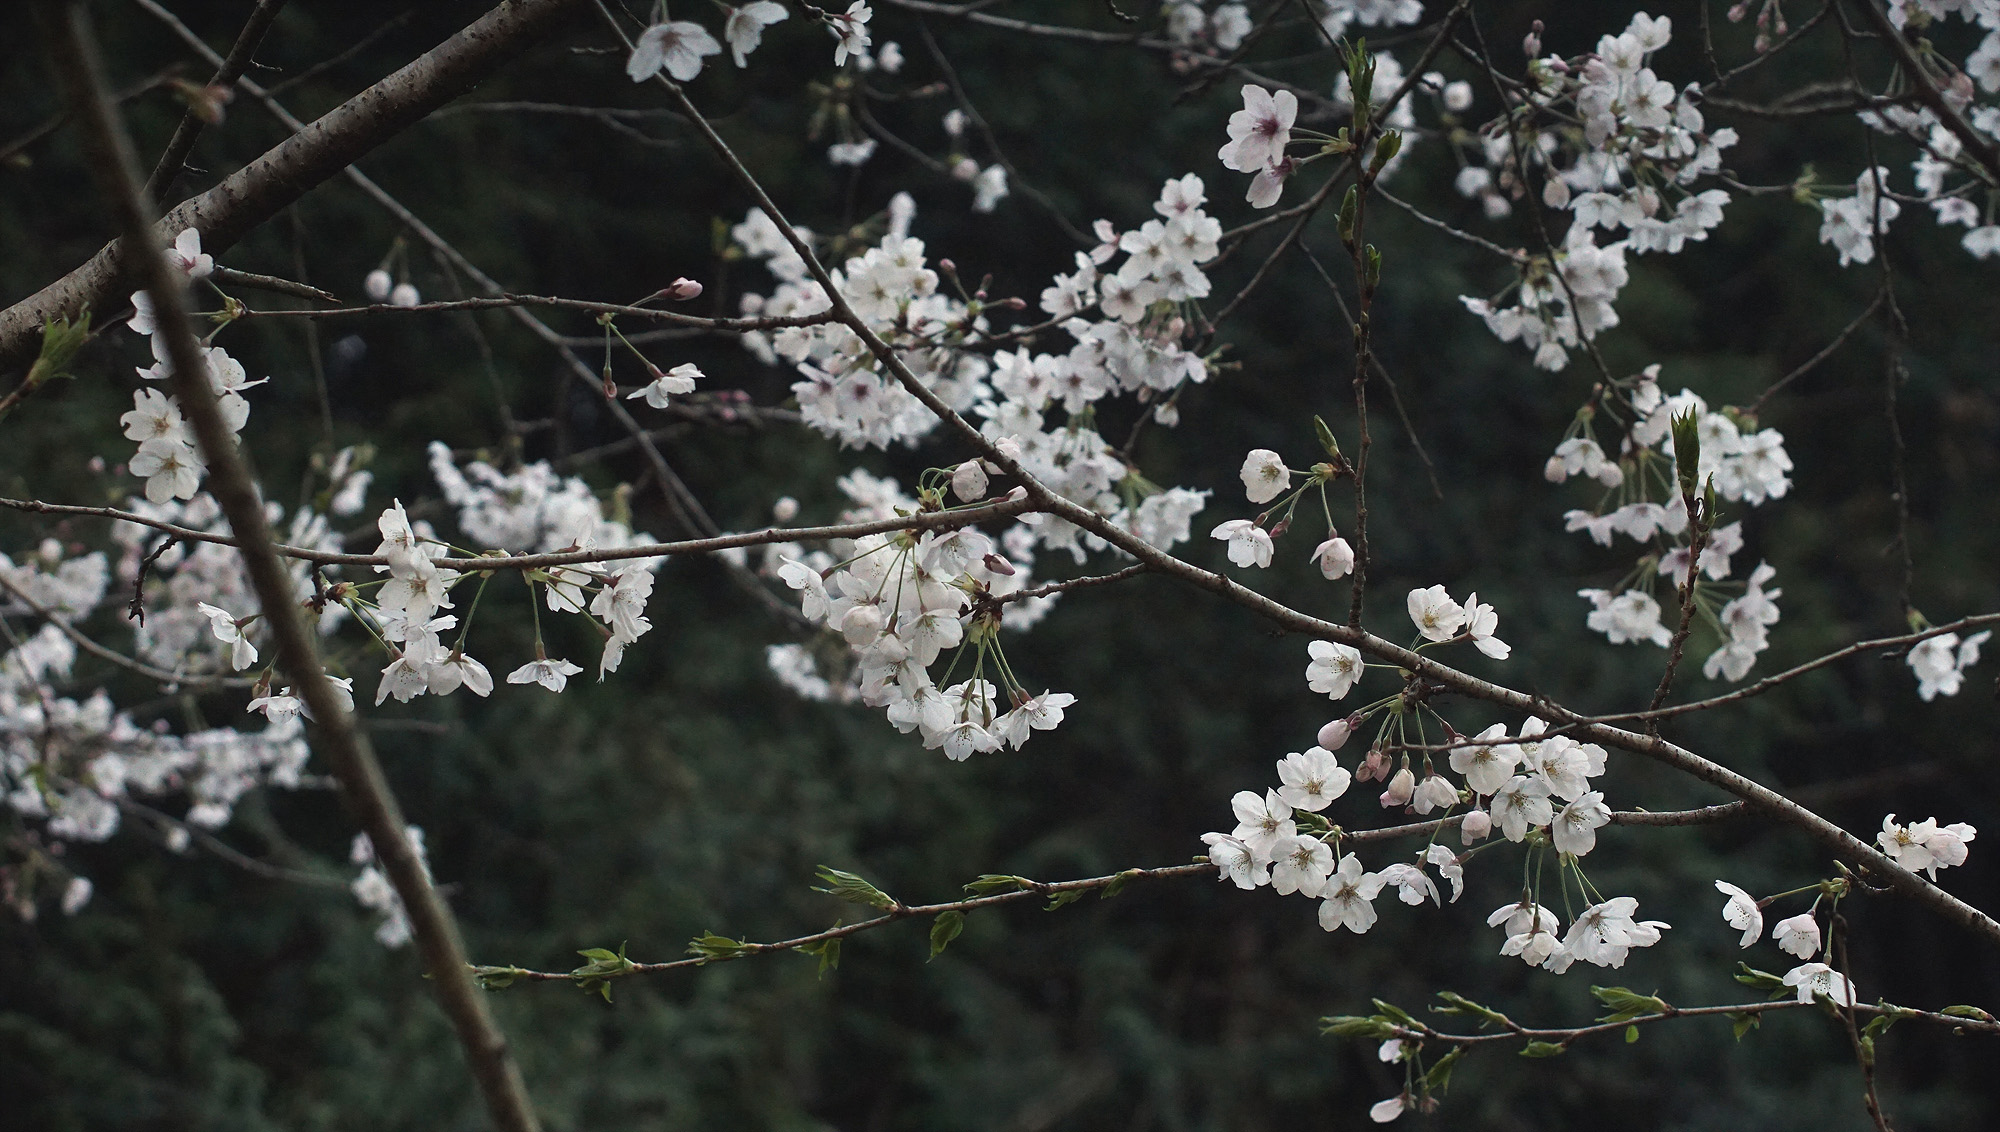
[7,0,2000,1126]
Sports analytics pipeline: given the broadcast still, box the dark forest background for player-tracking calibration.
[3,1,1999,1129]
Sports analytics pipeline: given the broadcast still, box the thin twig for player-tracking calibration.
[0,572,254,689]
[0,493,1037,571]
[143,0,289,201]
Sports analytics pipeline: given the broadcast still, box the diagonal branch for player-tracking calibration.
[142,0,289,201]
[0,0,592,371]
[645,55,2000,955]
[33,5,543,1129]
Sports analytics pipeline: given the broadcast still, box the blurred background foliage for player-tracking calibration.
[2,0,1998,1128]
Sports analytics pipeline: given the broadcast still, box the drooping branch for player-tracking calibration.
[0,0,593,370]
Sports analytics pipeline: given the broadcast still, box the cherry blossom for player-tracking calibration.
[1406,585,1467,642]
[1551,791,1609,856]
[627,362,702,408]
[1310,535,1355,579]
[1305,639,1364,699]
[1461,592,1510,659]
[1772,913,1822,959]
[1239,449,1289,504]
[1202,832,1269,890]
[1210,518,1273,567]
[1878,814,1978,878]
[1230,788,1296,861]
[828,2,872,66]
[1270,834,1335,896]
[507,657,584,693]
[165,227,212,279]
[628,21,723,83]
[1217,85,1296,174]
[1489,774,1553,842]
[1319,855,1386,933]
[1276,746,1351,812]
[723,1,787,67]
[1782,962,1858,1007]
[1907,630,1990,701]
[1714,880,1762,948]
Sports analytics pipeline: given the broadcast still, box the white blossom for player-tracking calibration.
[1715,880,1762,948]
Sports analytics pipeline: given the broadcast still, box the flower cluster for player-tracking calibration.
[1906,629,1990,701]
[121,230,271,503]
[1879,814,1978,879]
[737,185,1216,568]
[764,472,1071,758]
[1549,370,1793,681]
[1161,0,1251,54]
[335,447,668,704]
[1199,716,1664,975]
[0,616,314,896]
[622,0,868,85]
[110,492,348,678]
[1453,14,1738,371]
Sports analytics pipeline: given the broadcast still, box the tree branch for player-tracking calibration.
[33,6,544,1128]
[0,0,593,370]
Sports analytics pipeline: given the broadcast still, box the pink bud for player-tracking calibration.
[1460,808,1492,845]
[1356,747,1391,783]
[1379,767,1415,808]
[982,553,1017,576]
[661,277,704,301]
[1316,717,1352,750]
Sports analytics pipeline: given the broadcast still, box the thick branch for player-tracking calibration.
[0,0,592,370]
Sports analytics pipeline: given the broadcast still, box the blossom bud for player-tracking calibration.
[1316,716,1353,750]
[661,277,704,301]
[1948,73,1975,109]
[772,496,800,523]
[1379,767,1416,808]
[1522,25,1541,56]
[839,603,884,645]
[169,79,234,125]
[1460,808,1492,844]
[1412,774,1459,814]
[1357,746,1391,782]
[952,458,990,501]
[951,157,979,181]
[364,269,393,302]
[389,282,421,308]
[982,552,1016,576]
[993,437,1023,464]
[1004,486,1028,502]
